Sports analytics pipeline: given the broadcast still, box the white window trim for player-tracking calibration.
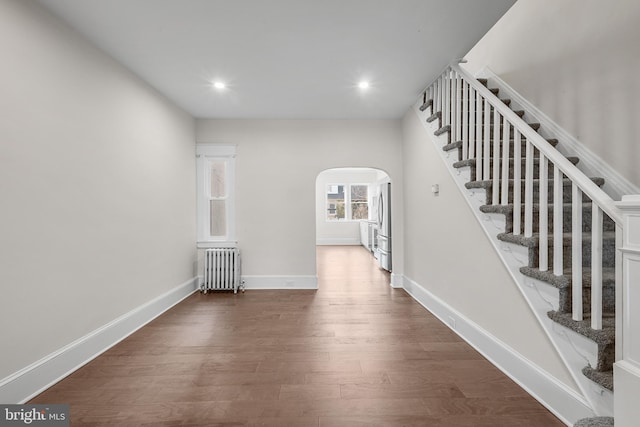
[326,183,369,222]
[196,144,236,248]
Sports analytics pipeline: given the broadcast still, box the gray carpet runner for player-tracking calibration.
[423,77,616,426]
[574,417,614,427]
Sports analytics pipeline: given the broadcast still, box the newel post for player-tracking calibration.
[614,195,640,426]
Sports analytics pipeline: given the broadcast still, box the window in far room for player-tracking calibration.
[350,184,368,220]
[196,144,236,247]
[326,184,345,220]
[326,184,368,221]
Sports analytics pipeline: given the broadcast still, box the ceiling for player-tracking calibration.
[36,0,516,119]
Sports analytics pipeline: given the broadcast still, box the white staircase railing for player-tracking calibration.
[423,63,640,424]
[427,64,622,331]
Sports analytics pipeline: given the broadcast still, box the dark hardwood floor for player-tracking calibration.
[31,246,565,426]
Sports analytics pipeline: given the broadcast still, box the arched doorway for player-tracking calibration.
[315,167,392,276]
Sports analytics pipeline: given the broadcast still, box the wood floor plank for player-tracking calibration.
[304,372,392,386]
[279,384,341,401]
[319,414,560,427]
[340,382,465,399]
[28,246,564,426]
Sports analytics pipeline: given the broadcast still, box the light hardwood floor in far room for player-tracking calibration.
[31,246,565,426]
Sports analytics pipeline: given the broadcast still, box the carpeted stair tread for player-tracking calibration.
[480,202,616,233]
[582,367,614,392]
[480,200,595,217]
[519,266,615,290]
[448,138,561,161]
[497,230,616,248]
[419,99,433,112]
[455,155,579,170]
[434,125,451,136]
[443,140,462,152]
[427,111,441,123]
[500,229,616,270]
[451,137,559,146]
[549,312,615,375]
[574,416,614,427]
[466,177,606,191]
[522,266,616,315]
[434,124,533,139]
[453,158,476,168]
[547,311,615,346]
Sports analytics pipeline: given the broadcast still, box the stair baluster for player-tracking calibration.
[591,205,603,330]
[553,167,564,275]
[469,81,474,159]
[539,154,549,271]
[433,78,438,118]
[482,97,490,181]
[455,71,462,148]
[492,108,500,204]
[501,117,510,205]
[475,87,483,181]
[524,139,534,237]
[572,183,584,321]
[443,70,449,130]
[463,80,470,159]
[438,76,442,117]
[513,130,522,235]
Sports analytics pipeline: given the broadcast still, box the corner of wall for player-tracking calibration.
[0,278,198,404]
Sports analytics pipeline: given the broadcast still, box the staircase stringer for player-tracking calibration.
[413,99,612,417]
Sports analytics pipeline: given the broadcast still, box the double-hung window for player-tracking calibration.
[196,144,236,247]
[326,185,346,220]
[350,184,368,220]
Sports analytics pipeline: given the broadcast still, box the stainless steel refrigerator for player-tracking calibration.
[376,182,391,271]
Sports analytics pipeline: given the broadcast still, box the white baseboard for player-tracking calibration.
[0,277,198,404]
[477,66,640,200]
[241,275,318,290]
[401,275,593,426]
[316,238,361,246]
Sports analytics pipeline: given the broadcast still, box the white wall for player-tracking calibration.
[315,168,384,246]
[401,108,577,391]
[463,0,640,190]
[0,0,196,380]
[195,119,403,282]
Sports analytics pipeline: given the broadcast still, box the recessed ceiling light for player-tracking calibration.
[358,81,370,89]
[213,81,225,89]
